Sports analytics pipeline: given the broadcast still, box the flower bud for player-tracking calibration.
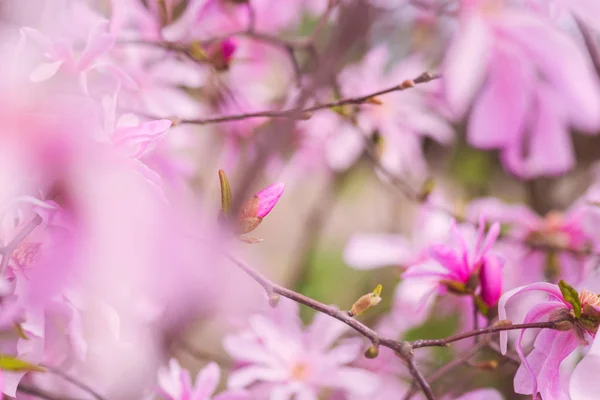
[350,284,382,316]
[472,360,498,370]
[268,294,280,308]
[237,182,284,234]
[188,41,208,62]
[364,345,379,359]
[208,39,236,71]
[493,319,513,328]
[218,169,232,215]
[418,177,435,202]
[399,79,415,89]
[365,96,382,105]
[553,320,575,331]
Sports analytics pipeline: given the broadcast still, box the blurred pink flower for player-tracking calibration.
[344,195,454,328]
[21,6,115,90]
[158,359,249,400]
[525,0,600,31]
[468,197,594,285]
[223,299,379,399]
[403,217,503,307]
[444,0,600,178]
[499,282,600,399]
[339,46,453,179]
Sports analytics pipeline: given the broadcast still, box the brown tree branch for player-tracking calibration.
[411,319,566,349]
[225,253,436,399]
[157,72,440,126]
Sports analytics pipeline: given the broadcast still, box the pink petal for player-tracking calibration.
[329,367,379,396]
[192,362,220,399]
[308,312,349,351]
[227,366,286,389]
[222,334,280,365]
[325,123,364,172]
[536,331,579,399]
[213,391,251,400]
[480,221,500,256]
[78,21,115,71]
[502,84,573,179]
[457,388,504,400]
[30,60,64,82]
[467,46,532,149]
[343,234,414,270]
[513,302,568,396]
[443,14,492,116]
[322,338,362,365]
[429,244,468,281]
[402,259,456,281]
[254,182,284,218]
[500,14,600,132]
[480,254,503,306]
[570,334,600,400]
[498,282,565,354]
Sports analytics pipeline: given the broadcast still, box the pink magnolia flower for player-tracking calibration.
[525,0,600,31]
[498,282,600,399]
[444,0,600,178]
[468,197,594,285]
[343,196,455,328]
[158,359,249,400]
[223,299,379,399]
[403,217,503,307]
[338,46,453,179]
[21,3,115,90]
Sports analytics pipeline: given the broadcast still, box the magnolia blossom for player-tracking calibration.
[403,217,503,307]
[468,197,594,285]
[21,2,115,91]
[499,282,600,399]
[223,299,379,399]
[337,46,453,179]
[444,0,600,178]
[158,359,249,400]
[343,196,454,328]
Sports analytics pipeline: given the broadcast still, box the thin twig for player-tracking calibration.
[406,357,437,400]
[225,253,439,398]
[153,72,440,126]
[411,319,566,349]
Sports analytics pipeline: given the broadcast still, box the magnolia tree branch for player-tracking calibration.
[411,319,567,349]
[227,253,572,400]
[224,253,435,397]
[154,72,440,126]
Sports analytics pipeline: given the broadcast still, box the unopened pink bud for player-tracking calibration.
[209,38,237,71]
[237,182,284,235]
[253,182,284,219]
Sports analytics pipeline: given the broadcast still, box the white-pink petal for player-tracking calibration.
[343,234,414,270]
[443,14,492,117]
